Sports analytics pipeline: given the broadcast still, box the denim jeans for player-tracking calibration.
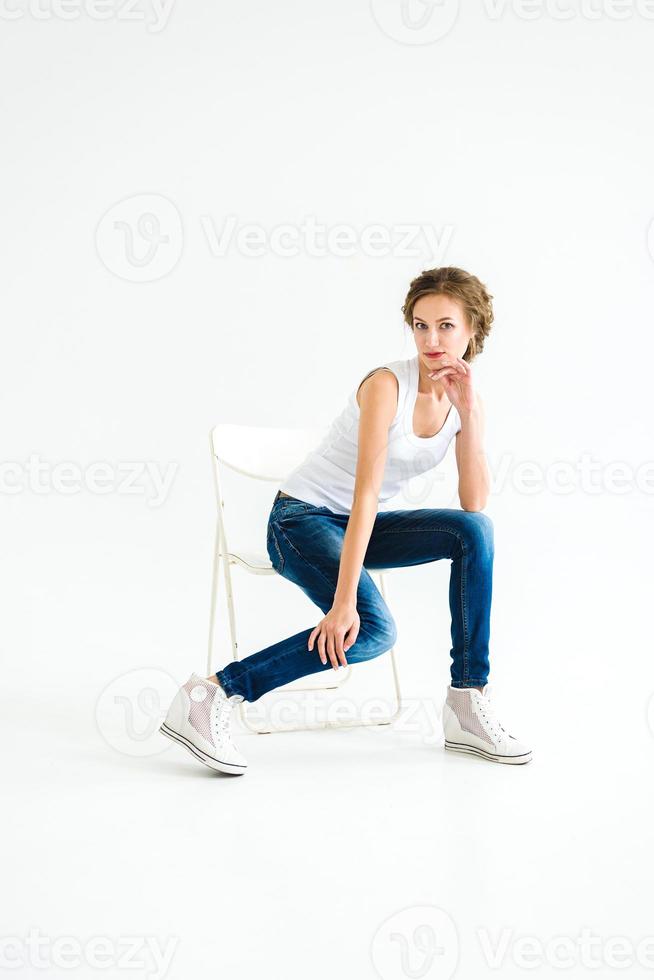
[216,491,494,702]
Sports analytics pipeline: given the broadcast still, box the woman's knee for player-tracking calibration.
[458,511,494,556]
[348,613,397,662]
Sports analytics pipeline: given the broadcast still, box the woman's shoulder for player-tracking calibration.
[354,356,411,411]
[355,355,411,390]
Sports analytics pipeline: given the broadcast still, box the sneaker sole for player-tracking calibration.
[160,722,247,775]
[444,739,532,765]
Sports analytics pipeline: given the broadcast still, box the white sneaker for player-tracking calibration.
[160,673,248,775]
[442,684,532,765]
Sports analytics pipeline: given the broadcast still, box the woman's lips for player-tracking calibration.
[425,352,445,358]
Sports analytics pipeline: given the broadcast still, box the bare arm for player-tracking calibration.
[333,370,397,604]
[307,369,397,668]
[455,391,490,511]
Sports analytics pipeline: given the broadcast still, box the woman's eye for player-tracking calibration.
[442,322,454,329]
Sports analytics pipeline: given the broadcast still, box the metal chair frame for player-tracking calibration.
[206,423,402,735]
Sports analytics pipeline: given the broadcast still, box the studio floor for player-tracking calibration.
[6,675,654,980]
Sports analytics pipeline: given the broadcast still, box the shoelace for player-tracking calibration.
[471,689,507,741]
[212,695,235,743]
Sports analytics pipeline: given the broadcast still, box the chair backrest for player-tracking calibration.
[211,423,328,481]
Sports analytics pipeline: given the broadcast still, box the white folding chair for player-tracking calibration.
[206,423,403,734]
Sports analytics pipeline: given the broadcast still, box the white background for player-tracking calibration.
[2,1,654,978]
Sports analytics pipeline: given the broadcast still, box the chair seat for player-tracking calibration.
[225,550,275,573]
[224,550,393,576]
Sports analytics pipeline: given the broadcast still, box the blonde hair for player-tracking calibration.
[401,266,494,362]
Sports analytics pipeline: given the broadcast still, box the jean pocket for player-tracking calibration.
[272,497,313,521]
[278,502,312,521]
[266,523,285,573]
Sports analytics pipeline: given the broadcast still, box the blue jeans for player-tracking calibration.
[216,491,494,702]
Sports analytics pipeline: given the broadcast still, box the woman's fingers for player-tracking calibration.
[310,624,342,668]
[344,622,359,651]
[326,633,339,671]
[319,629,334,670]
[431,367,467,383]
[318,630,329,666]
[335,631,348,667]
[308,625,327,665]
[431,363,464,377]
[309,614,358,670]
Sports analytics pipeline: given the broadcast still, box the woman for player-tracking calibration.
[160,266,532,774]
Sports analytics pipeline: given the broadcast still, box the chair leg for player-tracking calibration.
[378,571,403,715]
[237,569,403,735]
[206,518,222,678]
[222,554,240,663]
[221,556,269,734]
[212,554,361,734]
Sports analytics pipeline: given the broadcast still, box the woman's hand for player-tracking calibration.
[308,601,360,670]
[428,355,477,415]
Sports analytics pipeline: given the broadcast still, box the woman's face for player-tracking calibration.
[411,293,473,373]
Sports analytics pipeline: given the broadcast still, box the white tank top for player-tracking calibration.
[280,354,461,515]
